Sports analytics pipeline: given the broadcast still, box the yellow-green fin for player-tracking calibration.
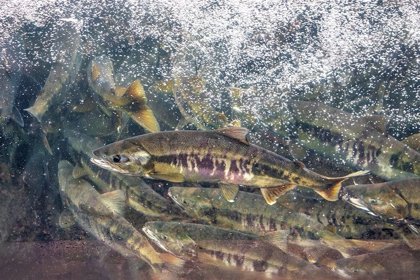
[100,190,126,216]
[260,230,289,252]
[24,104,43,123]
[130,106,160,133]
[314,180,344,201]
[125,79,146,103]
[160,253,186,274]
[59,209,75,228]
[216,127,249,145]
[91,62,101,82]
[220,184,239,202]
[149,173,185,183]
[72,165,88,179]
[260,185,296,205]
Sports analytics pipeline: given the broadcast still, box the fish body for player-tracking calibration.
[288,101,420,180]
[343,178,420,222]
[87,56,160,133]
[25,19,82,123]
[57,161,184,273]
[92,128,368,203]
[168,187,378,257]
[143,222,339,279]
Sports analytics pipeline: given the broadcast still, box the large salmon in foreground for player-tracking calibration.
[91,127,368,204]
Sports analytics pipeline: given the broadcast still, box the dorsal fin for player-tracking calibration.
[216,127,249,145]
[363,114,388,135]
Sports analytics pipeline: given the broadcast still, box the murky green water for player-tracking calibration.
[1,1,420,279]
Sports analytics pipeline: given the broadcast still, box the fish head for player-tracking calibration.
[91,139,151,176]
[343,184,408,219]
[143,222,197,260]
[168,187,214,217]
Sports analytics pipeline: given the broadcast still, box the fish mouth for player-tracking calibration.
[167,191,185,210]
[142,226,171,253]
[90,158,129,174]
[343,193,379,217]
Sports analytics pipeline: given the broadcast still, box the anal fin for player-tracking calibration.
[260,230,289,252]
[220,183,239,202]
[260,185,296,205]
[100,190,126,216]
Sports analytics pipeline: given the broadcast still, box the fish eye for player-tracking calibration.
[163,235,168,240]
[113,155,129,163]
[369,198,378,205]
[113,155,121,163]
[183,200,188,204]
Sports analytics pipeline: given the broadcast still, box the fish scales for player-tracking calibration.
[143,222,339,279]
[289,101,420,179]
[344,178,420,223]
[65,130,183,219]
[58,161,184,273]
[169,187,395,257]
[92,128,368,203]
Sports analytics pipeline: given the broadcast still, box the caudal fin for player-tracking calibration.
[316,170,370,201]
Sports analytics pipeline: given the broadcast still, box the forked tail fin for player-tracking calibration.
[316,170,370,201]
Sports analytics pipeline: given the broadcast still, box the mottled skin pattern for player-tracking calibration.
[66,130,183,219]
[288,101,420,180]
[143,222,338,279]
[94,130,346,191]
[79,156,184,219]
[168,187,381,257]
[344,178,420,222]
[57,161,174,272]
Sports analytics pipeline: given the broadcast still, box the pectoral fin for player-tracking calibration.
[260,230,289,252]
[59,209,75,228]
[220,184,239,202]
[149,173,185,183]
[100,190,126,216]
[260,185,296,205]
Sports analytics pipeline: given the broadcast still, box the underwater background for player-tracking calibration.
[1,0,420,279]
